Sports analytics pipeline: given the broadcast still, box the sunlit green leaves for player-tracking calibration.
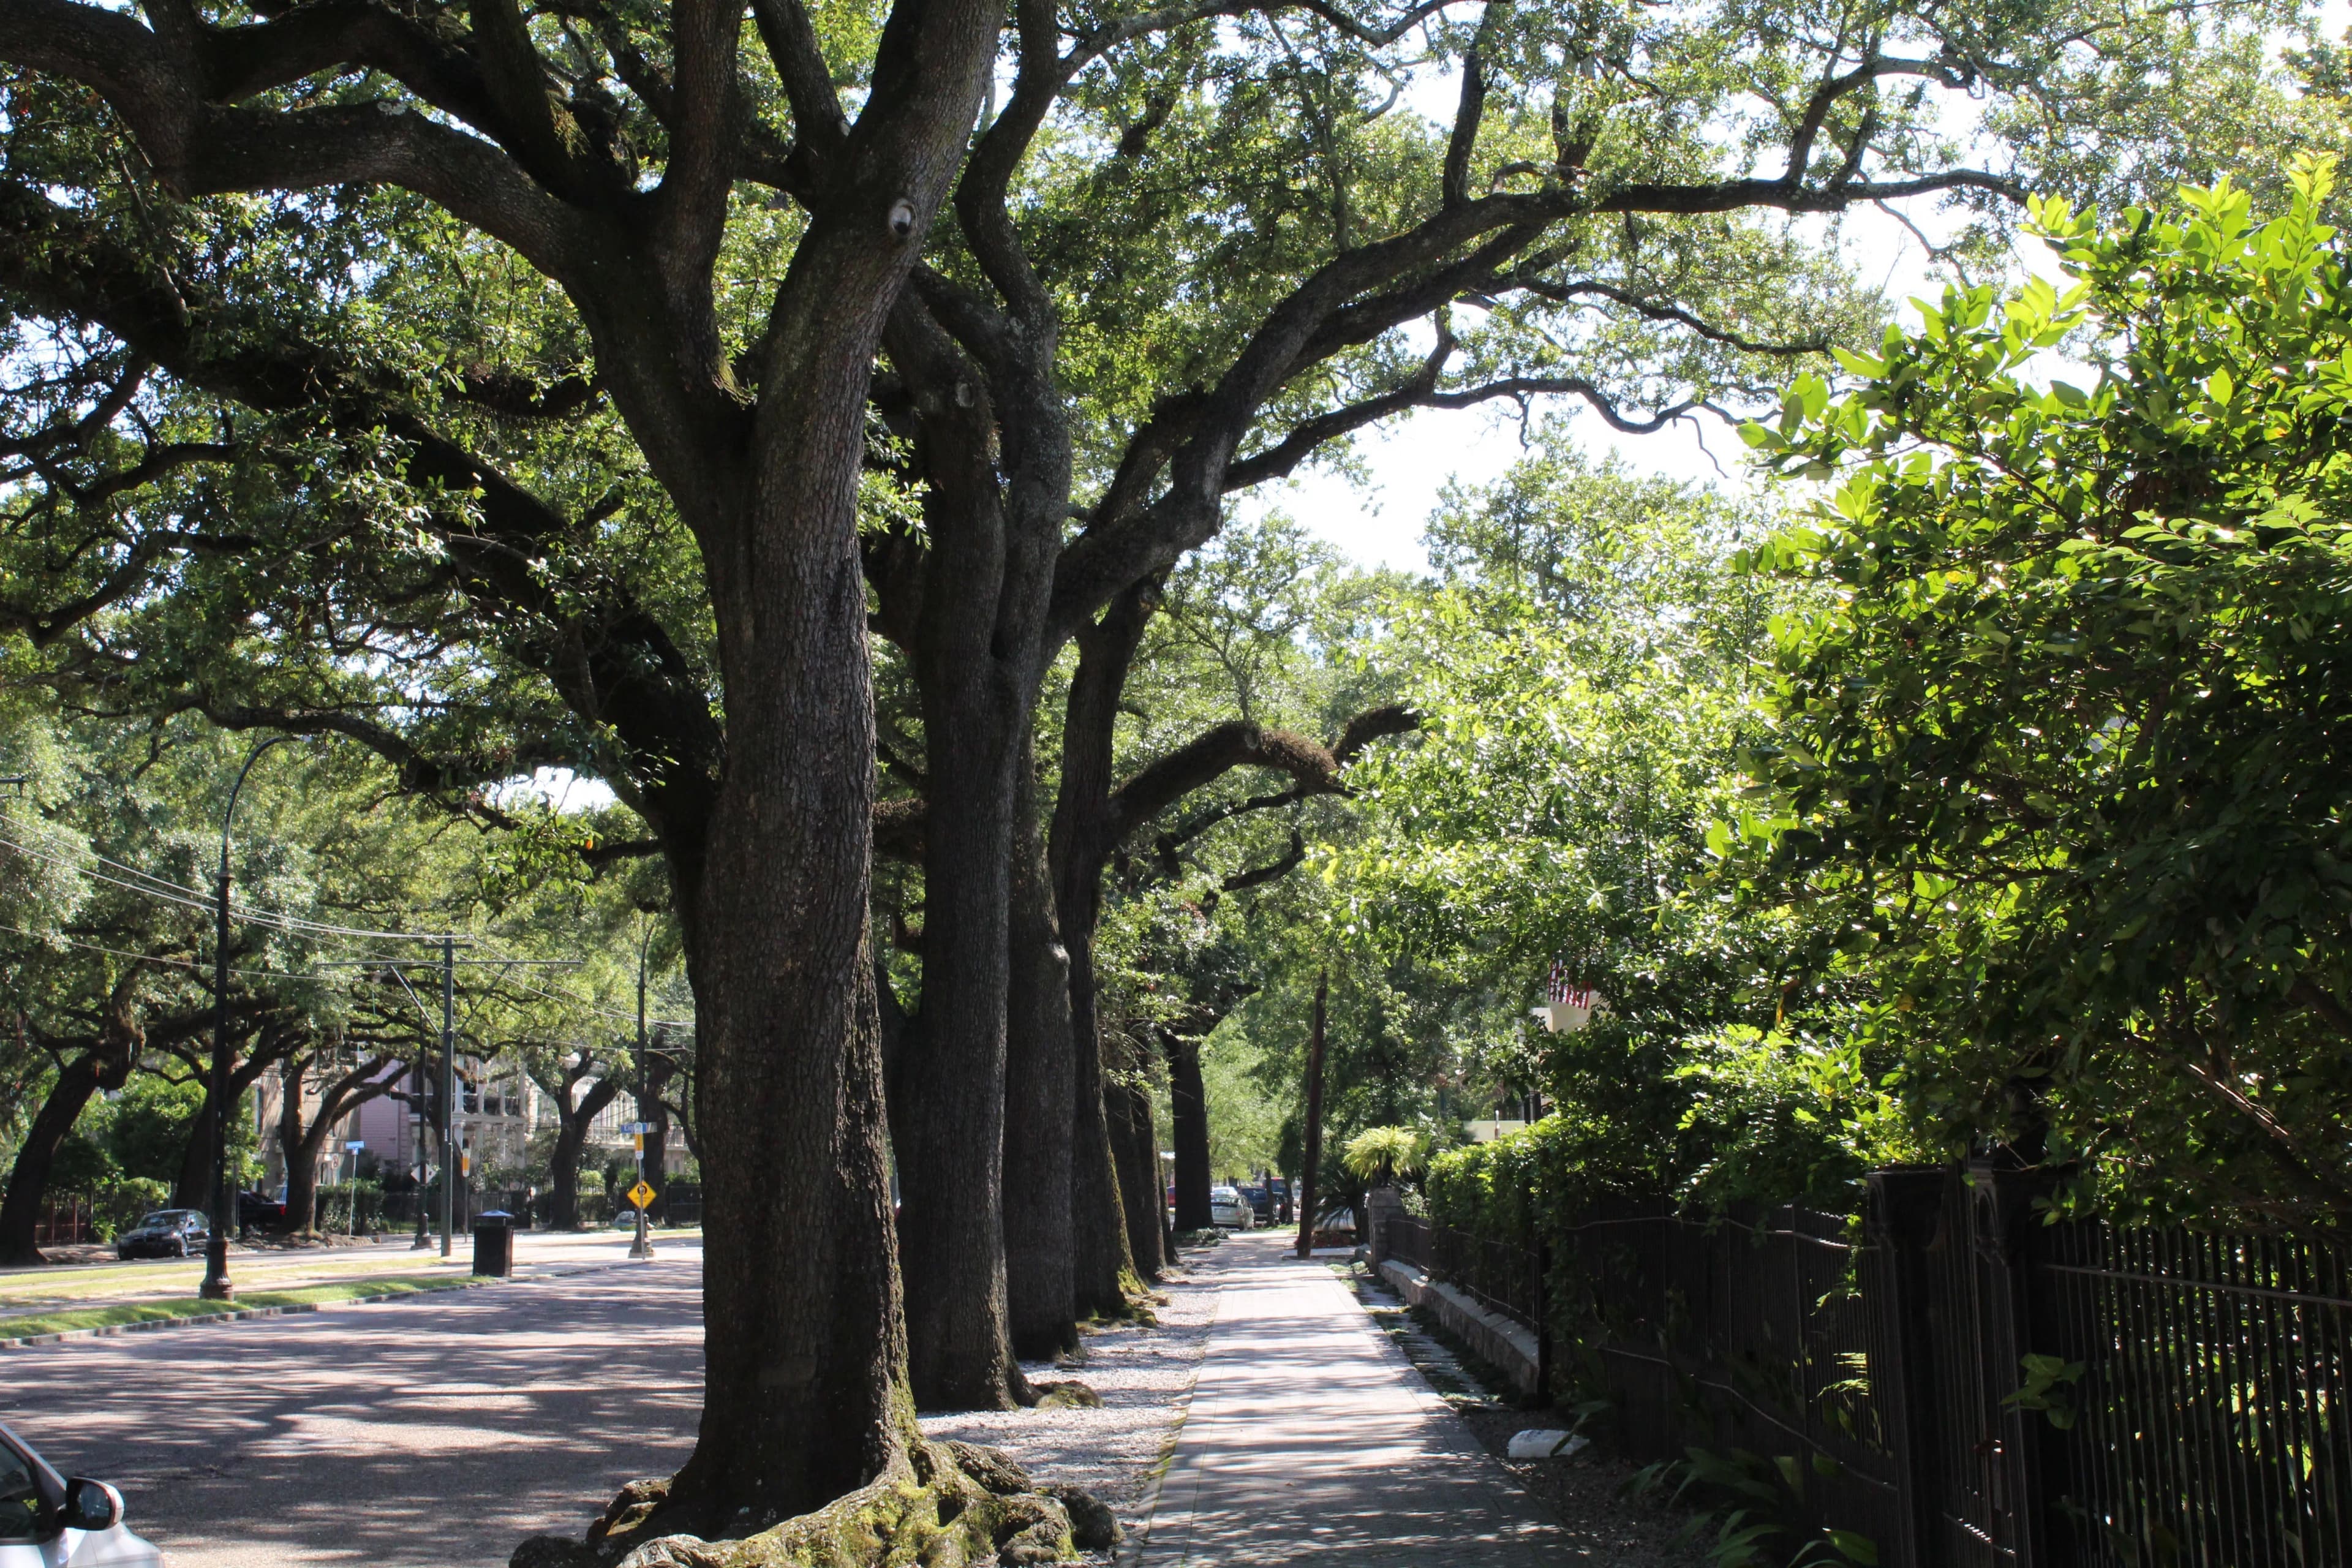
[1746,158,2352,1227]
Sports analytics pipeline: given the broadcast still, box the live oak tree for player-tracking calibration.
[2,0,1005,1536]
[854,0,2339,1403]
[0,0,2334,1546]
[270,1033,405,1234]
[523,1042,624,1228]
[1045,522,1411,1262]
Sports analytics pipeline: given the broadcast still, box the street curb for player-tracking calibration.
[0,1256,646,1352]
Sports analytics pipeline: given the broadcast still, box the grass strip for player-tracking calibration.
[0,1273,478,1341]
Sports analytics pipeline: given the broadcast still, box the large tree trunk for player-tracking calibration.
[1049,582,1157,1305]
[0,998,141,1266]
[1105,1060,1166,1281]
[1167,1033,1214,1233]
[0,1057,121,1265]
[881,279,1069,1411]
[894,677,1028,1408]
[658,176,998,1510]
[1066,920,1137,1303]
[1003,749,1076,1359]
[278,1056,316,1234]
[547,1077,617,1232]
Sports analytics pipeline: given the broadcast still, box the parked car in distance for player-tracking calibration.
[236,1191,285,1230]
[1238,1185,1273,1224]
[0,1422,166,1565]
[1208,1185,1256,1231]
[113,1210,208,1261]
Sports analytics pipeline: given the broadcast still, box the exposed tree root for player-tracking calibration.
[511,1440,1119,1568]
[1077,1270,1163,1331]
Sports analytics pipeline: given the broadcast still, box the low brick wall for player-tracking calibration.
[1376,1257,1540,1396]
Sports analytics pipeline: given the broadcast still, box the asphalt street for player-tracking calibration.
[0,1242,704,1568]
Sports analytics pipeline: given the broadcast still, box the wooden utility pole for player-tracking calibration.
[1294,971,1328,1259]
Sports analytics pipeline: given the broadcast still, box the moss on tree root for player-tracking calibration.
[512,1439,1117,1568]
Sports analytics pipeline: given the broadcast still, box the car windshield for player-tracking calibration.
[138,1211,193,1228]
[1211,1188,1238,1201]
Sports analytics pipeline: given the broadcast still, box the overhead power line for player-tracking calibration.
[0,824,696,1031]
[0,919,369,985]
[0,824,468,944]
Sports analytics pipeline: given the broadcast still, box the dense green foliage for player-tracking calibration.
[1741,160,2352,1227]
[1321,172,2352,1240]
[1325,448,1923,1216]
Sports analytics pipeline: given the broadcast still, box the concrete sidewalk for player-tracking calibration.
[1142,1232,1563,1564]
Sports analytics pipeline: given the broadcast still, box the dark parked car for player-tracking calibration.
[238,1190,286,1229]
[113,1209,208,1261]
[1238,1185,1274,1224]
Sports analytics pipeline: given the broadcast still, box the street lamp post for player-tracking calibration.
[629,921,655,1261]
[200,733,304,1303]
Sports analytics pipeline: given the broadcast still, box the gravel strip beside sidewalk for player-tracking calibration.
[920,1246,1230,1560]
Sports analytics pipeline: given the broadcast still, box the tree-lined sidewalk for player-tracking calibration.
[1139,1233,1561,1565]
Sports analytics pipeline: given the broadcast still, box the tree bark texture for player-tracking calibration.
[1167,1031,1214,1233]
[878,253,1069,1409]
[1105,1063,1166,1280]
[1002,747,1076,1359]
[894,669,1028,1408]
[1048,582,1158,1297]
[669,516,910,1517]
[1067,938,1134,1309]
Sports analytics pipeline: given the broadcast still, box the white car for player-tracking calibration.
[0,1425,165,1566]
[1208,1185,1255,1231]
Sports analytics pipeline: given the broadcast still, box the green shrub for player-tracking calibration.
[314,1180,386,1232]
[92,1177,172,1240]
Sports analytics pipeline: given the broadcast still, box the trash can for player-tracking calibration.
[473,1211,514,1277]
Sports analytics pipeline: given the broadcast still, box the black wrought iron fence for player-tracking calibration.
[1406,1163,2352,1568]
[2034,1218,2350,1567]
[1541,1199,1909,1556]
[1384,1213,1547,1331]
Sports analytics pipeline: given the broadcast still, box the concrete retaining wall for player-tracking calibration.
[1376,1257,1541,1396]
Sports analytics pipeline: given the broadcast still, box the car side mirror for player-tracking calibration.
[62,1479,121,1532]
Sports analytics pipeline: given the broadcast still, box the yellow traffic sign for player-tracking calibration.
[627,1180,657,1210]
